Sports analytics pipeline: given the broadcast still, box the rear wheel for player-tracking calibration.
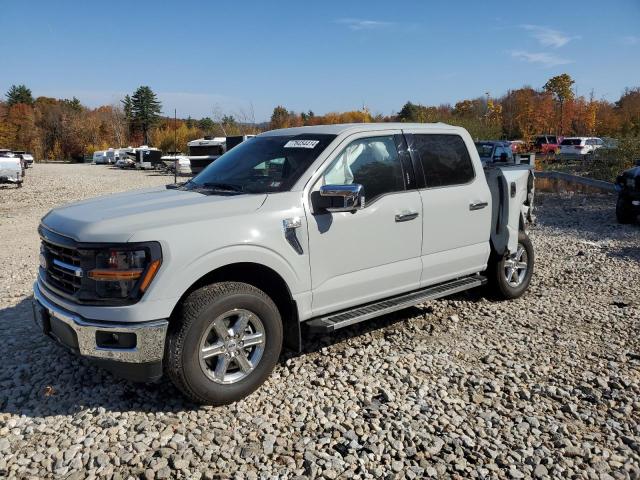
[166,282,283,405]
[616,196,634,224]
[488,231,534,299]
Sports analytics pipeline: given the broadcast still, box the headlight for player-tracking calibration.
[88,244,162,301]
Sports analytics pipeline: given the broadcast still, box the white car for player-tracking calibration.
[559,137,604,156]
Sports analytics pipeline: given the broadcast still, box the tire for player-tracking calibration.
[166,282,283,405]
[616,196,634,224]
[487,231,534,300]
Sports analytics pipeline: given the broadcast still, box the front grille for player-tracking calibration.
[41,238,82,295]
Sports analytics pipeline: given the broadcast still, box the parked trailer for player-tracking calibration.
[187,137,226,174]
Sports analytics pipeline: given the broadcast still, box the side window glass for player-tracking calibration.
[322,136,404,202]
[413,134,475,187]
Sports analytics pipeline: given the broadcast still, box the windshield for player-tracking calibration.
[184,134,336,194]
[475,143,494,158]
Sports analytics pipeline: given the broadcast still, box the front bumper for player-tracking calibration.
[33,282,168,381]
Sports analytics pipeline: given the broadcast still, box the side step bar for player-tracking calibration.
[306,275,486,333]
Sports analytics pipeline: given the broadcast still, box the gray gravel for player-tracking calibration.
[0,164,639,479]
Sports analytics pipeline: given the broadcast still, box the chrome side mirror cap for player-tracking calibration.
[319,184,365,212]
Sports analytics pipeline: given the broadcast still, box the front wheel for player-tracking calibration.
[166,282,283,405]
[487,231,534,300]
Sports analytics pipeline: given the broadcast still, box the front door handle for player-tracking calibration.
[469,201,488,211]
[395,211,419,222]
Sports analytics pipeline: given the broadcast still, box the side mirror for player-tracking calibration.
[316,184,365,213]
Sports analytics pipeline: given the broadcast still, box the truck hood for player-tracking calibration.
[42,186,267,243]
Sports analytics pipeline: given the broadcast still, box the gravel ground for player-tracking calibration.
[0,164,639,479]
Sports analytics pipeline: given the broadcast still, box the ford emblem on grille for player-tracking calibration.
[39,253,47,270]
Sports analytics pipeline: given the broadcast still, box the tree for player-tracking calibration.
[6,84,34,106]
[62,97,83,113]
[198,117,215,132]
[616,87,640,136]
[270,106,291,129]
[544,74,575,134]
[397,101,439,123]
[121,94,133,120]
[127,86,162,144]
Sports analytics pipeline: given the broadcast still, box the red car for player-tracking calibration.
[534,135,561,155]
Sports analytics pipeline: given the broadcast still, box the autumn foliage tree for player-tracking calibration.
[1,76,640,163]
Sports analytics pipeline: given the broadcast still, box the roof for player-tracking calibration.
[259,122,459,137]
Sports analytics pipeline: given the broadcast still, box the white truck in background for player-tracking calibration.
[33,123,535,405]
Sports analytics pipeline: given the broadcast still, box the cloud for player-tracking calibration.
[336,18,394,31]
[509,50,572,67]
[520,25,579,48]
[621,35,639,45]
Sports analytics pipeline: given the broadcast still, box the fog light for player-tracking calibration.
[96,331,136,349]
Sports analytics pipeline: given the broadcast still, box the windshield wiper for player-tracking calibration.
[201,182,243,192]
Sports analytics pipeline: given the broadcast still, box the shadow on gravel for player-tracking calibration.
[293,287,487,359]
[0,297,199,417]
[0,288,488,417]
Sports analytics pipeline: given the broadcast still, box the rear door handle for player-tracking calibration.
[395,211,419,222]
[469,201,488,211]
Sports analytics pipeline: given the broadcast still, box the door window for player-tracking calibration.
[322,136,404,202]
[413,134,475,187]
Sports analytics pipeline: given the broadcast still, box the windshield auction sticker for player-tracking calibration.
[284,140,320,149]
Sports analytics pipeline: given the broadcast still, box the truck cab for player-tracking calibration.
[34,123,535,405]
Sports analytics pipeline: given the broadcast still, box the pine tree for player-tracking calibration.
[5,84,34,106]
[127,87,162,144]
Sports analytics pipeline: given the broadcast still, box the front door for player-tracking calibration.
[306,131,423,316]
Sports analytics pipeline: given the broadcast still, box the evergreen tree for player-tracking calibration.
[198,117,215,132]
[5,84,34,106]
[127,86,162,144]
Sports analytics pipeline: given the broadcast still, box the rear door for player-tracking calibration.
[404,130,491,287]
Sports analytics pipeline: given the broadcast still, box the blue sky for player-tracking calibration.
[1,0,638,121]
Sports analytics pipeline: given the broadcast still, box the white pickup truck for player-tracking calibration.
[33,123,535,404]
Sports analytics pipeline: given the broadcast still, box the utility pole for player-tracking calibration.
[174,109,177,184]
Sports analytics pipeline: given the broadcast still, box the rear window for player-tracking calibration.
[561,139,582,146]
[475,143,494,158]
[547,136,557,143]
[413,134,475,188]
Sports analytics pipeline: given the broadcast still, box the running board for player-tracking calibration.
[306,275,486,333]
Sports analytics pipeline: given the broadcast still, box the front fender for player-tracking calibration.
[150,244,309,306]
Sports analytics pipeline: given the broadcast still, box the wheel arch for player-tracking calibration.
[170,262,301,352]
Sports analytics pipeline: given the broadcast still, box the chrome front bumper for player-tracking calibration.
[33,282,168,364]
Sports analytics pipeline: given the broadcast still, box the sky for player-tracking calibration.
[1,0,639,122]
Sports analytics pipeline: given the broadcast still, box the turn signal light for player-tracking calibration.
[88,269,143,281]
[139,259,162,292]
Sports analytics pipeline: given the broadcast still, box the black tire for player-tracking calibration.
[487,231,534,300]
[166,282,282,405]
[616,197,634,224]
